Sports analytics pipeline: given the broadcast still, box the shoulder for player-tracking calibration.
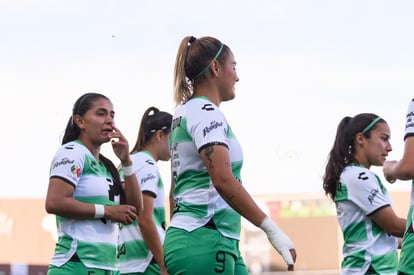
[341,165,378,187]
[54,141,87,159]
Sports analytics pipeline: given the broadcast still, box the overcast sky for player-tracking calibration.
[1,0,413,198]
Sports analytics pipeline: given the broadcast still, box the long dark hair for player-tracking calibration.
[62,92,124,202]
[130,106,172,154]
[323,113,385,201]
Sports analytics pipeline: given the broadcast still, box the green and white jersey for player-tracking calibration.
[49,140,121,271]
[335,164,398,275]
[397,98,414,273]
[169,96,243,240]
[118,151,166,273]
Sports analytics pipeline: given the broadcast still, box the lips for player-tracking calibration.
[102,128,113,134]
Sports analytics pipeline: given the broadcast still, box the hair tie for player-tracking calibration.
[361,117,382,134]
[194,43,224,79]
[188,36,196,45]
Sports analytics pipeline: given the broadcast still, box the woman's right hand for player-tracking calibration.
[104,205,137,225]
[383,160,397,183]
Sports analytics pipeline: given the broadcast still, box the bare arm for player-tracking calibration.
[169,180,175,220]
[200,144,266,226]
[383,137,414,182]
[45,177,137,225]
[138,193,168,274]
[369,206,406,237]
[200,144,296,270]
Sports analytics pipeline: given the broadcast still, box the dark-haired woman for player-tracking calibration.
[164,35,296,274]
[118,107,172,275]
[45,92,143,275]
[323,113,405,275]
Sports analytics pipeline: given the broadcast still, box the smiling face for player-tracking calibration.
[218,50,239,102]
[354,122,392,168]
[74,97,115,146]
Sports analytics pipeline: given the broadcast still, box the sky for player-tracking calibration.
[1,0,413,198]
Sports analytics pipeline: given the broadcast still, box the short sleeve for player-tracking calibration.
[189,104,228,151]
[344,169,390,215]
[49,143,84,187]
[405,98,414,140]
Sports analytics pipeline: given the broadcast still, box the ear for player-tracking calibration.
[155,130,164,141]
[355,132,366,146]
[73,115,85,129]
[210,60,220,77]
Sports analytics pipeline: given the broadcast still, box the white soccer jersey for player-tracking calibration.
[398,98,414,273]
[335,164,398,275]
[169,96,243,240]
[118,151,166,273]
[49,140,121,270]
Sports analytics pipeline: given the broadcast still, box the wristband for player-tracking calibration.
[123,165,135,176]
[260,216,295,265]
[94,204,105,218]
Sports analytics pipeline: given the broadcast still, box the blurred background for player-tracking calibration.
[1,1,413,274]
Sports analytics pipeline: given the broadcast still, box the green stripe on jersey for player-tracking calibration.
[335,182,348,202]
[342,249,365,268]
[175,201,208,219]
[343,221,367,244]
[170,116,192,143]
[174,169,210,195]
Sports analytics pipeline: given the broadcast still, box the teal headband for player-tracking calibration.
[194,43,224,79]
[361,117,382,134]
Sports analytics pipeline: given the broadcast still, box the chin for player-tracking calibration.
[223,94,235,102]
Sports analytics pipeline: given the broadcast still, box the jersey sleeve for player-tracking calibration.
[404,98,414,140]
[137,159,159,196]
[49,143,84,187]
[189,104,229,152]
[345,169,390,215]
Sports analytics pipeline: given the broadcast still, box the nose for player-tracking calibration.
[386,142,392,152]
[105,115,115,126]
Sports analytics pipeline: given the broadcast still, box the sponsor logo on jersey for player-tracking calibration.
[201,104,215,111]
[368,188,379,205]
[203,120,223,137]
[64,143,75,150]
[358,172,368,181]
[146,159,155,166]
[70,164,81,178]
[141,173,156,184]
[172,116,182,130]
[406,110,414,130]
[53,158,75,170]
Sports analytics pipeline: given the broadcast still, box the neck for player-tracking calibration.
[78,138,101,160]
[193,83,220,106]
[142,147,158,162]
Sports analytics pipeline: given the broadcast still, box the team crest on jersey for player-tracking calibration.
[90,160,99,172]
